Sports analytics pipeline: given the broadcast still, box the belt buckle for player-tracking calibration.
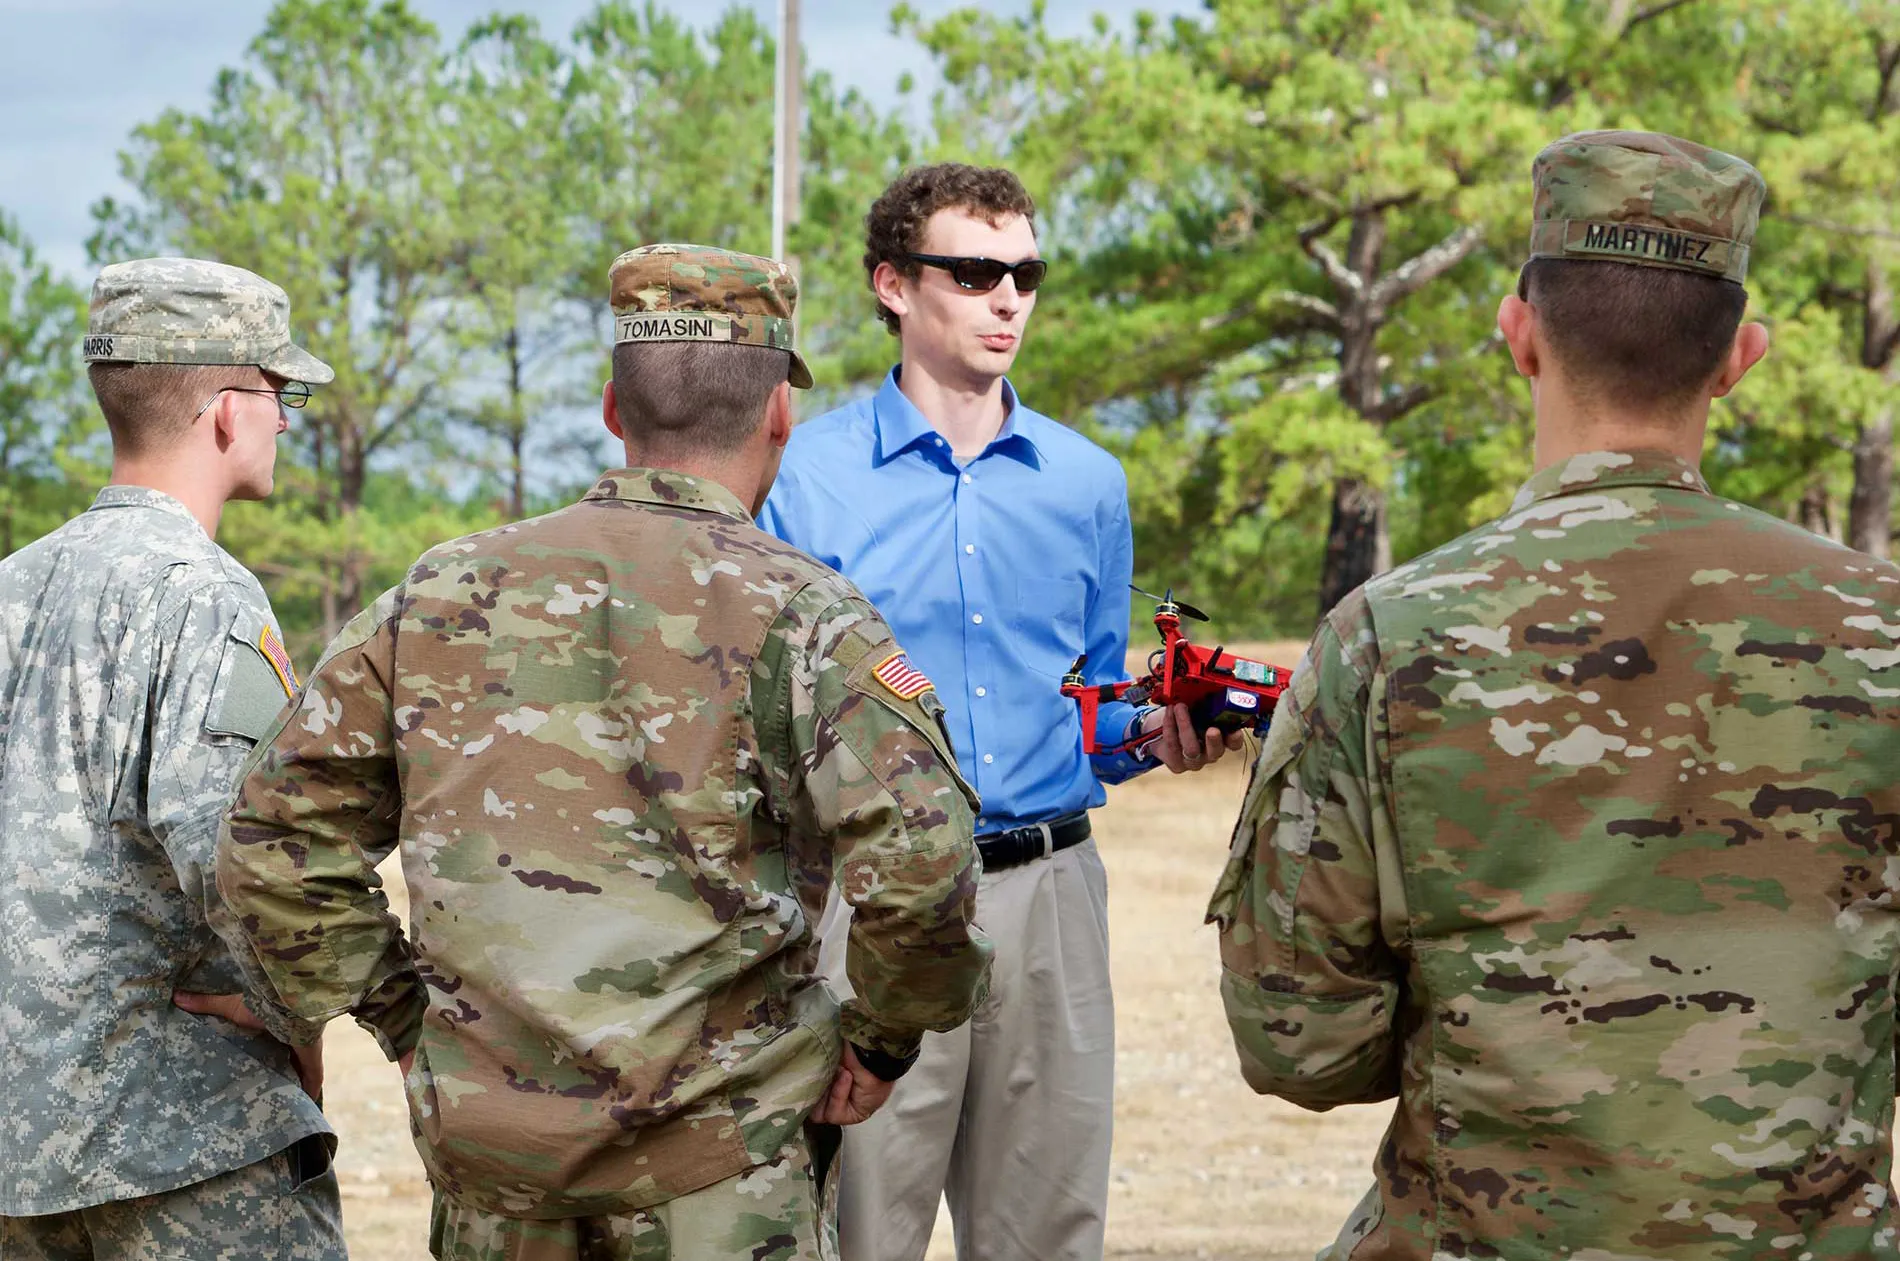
[1036,821,1053,860]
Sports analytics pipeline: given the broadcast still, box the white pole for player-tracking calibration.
[771,0,790,262]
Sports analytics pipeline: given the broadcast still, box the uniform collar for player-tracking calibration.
[871,368,1043,468]
[88,484,206,532]
[1509,450,1710,512]
[584,467,752,522]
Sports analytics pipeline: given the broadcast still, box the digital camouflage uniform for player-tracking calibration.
[0,257,342,1258]
[1211,133,1900,1260]
[215,245,992,1261]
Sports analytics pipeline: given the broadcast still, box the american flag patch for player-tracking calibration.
[872,651,933,701]
[258,624,299,698]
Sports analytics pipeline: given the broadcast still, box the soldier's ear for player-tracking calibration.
[1497,293,1540,381]
[209,391,241,452]
[1711,320,1769,399]
[601,380,626,441]
[765,381,793,449]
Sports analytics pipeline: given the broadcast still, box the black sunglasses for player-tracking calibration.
[192,380,312,420]
[907,253,1049,293]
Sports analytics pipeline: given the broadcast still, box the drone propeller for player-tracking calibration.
[1130,584,1210,622]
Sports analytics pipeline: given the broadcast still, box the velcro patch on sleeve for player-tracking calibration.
[258,624,299,698]
[871,651,934,701]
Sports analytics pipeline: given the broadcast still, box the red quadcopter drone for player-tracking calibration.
[1061,586,1291,757]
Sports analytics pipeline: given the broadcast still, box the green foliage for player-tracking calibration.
[6,0,1900,648]
[900,0,1900,633]
[0,214,95,558]
[31,0,914,646]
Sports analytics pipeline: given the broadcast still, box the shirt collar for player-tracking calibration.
[584,467,752,521]
[88,484,206,533]
[871,368,1044,468]
[1509,450,1710,512]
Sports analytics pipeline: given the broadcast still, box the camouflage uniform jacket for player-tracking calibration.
[218,467,992,1219]
[0,486,325,1215]
[1210,451,1900,1260]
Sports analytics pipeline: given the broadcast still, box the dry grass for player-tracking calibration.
[324,640,1389,1261]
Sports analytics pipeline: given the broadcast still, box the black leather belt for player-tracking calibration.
[976,811,1091,873]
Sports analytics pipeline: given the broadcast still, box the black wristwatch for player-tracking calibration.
[849,1042,919,1082]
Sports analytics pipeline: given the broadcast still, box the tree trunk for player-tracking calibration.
[1316,213,1390,617]
[507,325,526,519]
[1318,477,1388,617]
[1302,210,1476,618]
[1849,408,1894,559]
[1798,478,1837,541]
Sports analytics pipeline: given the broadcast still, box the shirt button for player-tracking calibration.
[965,544,975,555]
[983,753,995,764]
[975,687,987,697]
[961,473,973,485]
[972,613,983,625]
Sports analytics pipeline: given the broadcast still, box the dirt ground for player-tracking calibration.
[322,641,1391,1260]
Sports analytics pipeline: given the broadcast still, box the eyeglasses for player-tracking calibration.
[191,380,312,420]
[906,253,1049,294]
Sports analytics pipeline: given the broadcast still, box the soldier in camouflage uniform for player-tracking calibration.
[214,244,994,1261]
[1211,131,1900,1259]
[0,258,343,1258]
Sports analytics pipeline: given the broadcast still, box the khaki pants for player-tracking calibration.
[822,838,1115,1261]
[1,1139,344,1261]
[430,1127,841,1261]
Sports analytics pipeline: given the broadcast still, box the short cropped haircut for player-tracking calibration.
[1520,258,1748,410]
[863,163,1038,335]
[87,362,256,457]
[610,342,788,459]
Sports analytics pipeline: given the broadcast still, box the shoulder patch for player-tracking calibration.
[209,636,295,743]
[871,651,934,701]
[258,623,299,698]
[206,604,298,744]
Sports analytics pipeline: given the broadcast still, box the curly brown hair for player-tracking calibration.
[863,163,1038,335]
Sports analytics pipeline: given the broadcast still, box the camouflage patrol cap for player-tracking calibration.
[1528,130,1765,284]
[609,244,812,389]
[82,257,334,384]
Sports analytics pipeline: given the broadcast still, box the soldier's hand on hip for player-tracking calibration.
[172,989,263,1030]
[811,1044,896,1126]
[291,1041,324,1103]
[173,989,324,1101]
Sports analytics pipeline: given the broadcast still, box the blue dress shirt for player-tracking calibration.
[759,369,1151,833]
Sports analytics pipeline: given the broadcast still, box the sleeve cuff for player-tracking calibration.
[849,1042,919,1082]
[1089,704,1157,784]
[838,1004,925,1067]
[353,971,427,1061]
[1218,967,1399,1110]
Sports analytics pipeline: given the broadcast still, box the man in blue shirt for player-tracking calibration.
[760,163,1239,1261]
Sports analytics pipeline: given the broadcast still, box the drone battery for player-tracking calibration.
[1189,686,1271,735]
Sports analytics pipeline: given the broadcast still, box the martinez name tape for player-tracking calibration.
[1532,218,1748,281]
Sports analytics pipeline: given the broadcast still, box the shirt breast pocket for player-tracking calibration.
[1009,573,1088,681]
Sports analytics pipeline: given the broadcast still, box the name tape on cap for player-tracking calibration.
[614,312,735,344]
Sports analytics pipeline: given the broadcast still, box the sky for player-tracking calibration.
[0,0,1197,283]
